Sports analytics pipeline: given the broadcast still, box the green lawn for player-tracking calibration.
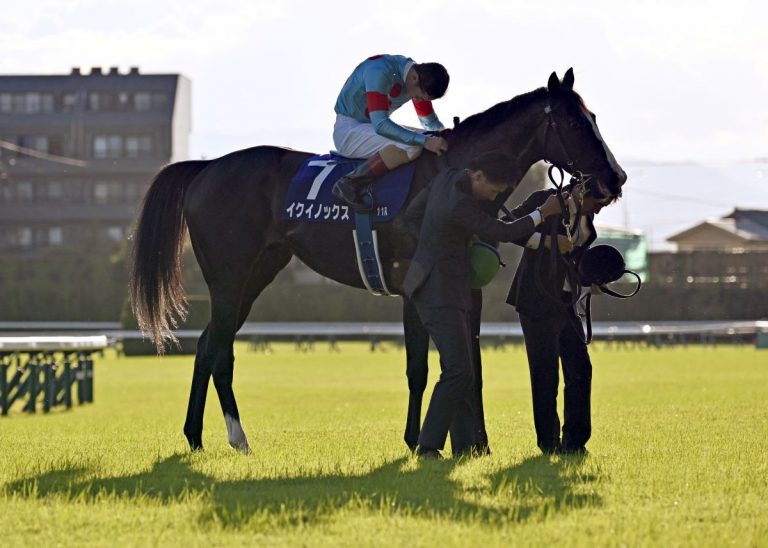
[1,342,766,546]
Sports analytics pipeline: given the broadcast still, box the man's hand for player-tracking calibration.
[543,234,574,254]
[539,192,569,218]
[424,136,448,156]
[556,234,573,253]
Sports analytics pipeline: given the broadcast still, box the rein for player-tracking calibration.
[536,103,598,343]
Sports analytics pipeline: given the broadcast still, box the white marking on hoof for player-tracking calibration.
[225,414,251,454]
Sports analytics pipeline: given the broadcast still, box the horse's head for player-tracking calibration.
[543,68,626,198]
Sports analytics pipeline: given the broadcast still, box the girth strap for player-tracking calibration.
[352,211,396,296]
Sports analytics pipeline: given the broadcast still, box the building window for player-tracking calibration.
[47,181,64,200]
[49,227,63,246]
[93,135,123,159]
[94,182,110,204]
[25,93,41,113]
[41,94,54,112]
[18,227,32,248]
[125,136,152,158]
[124,182,144,202]
[0,93,11,113]
[134,92,151,112]
[93,181,123,204]
[16,181,34,202]
[88,92,102,111]
[151,93,168,109]
[62,92,78,112]
[12,94,25,113]
[93,134,152,158]
[18,135,49,153]
[0,93,54,114]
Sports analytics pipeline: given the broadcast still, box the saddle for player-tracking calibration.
[283,153,418,296]
[282,153,416,224]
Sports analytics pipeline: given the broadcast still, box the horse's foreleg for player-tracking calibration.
[183,326,211,450]
[403,297,429,451]
[469,288,491,454]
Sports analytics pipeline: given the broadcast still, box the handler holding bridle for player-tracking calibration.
[506,179,620,455]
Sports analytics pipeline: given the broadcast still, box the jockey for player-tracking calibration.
[332,54,450,211]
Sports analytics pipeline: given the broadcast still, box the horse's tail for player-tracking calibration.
[129,160,210,353]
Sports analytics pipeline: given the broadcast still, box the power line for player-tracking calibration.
[626,188,734,208]
[0,139,88,167]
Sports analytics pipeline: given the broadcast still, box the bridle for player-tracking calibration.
[541,101,595,192]
[536,102,600,344]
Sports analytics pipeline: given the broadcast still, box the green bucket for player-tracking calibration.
[470,241,503,289]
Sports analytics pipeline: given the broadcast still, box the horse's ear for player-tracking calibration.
[562,68,575,90]
[548,71,560,93]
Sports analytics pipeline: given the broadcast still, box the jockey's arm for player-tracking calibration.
[367,103,427,146]
[412,99,445,132]
[364,69,427,147]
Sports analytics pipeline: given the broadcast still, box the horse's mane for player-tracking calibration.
[447,87,547,139]
[446,86,587,141]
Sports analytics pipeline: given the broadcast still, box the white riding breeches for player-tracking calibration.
[332,115,423,160]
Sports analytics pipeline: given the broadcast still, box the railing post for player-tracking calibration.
[76,353,86,405]
[0,353,8,416]
[24,355,38,414]
[84,353,94,403]
[43,354,54,413]
[63,355,73,409]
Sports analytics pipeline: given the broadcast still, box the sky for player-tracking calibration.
[1,0,766,248]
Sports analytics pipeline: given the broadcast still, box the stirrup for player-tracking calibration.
[332,181,373,213]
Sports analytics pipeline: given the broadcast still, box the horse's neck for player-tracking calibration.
[446,97,547,185]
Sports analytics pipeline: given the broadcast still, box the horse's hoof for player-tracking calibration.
[230,440,252,454]
[185,432,203,451]
[225,414,251,454]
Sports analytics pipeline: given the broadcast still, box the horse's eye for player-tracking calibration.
[569,120,581,130]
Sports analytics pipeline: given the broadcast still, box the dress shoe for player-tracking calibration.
[560,445,589,456]
[415,446,443,460]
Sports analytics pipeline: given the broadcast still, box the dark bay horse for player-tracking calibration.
[130,69,626,453]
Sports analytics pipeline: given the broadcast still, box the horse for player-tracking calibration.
[130,68,627,453]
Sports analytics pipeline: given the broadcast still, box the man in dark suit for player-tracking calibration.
[402,151,564,459]
[506,181,619,454]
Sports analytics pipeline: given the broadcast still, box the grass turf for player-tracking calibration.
[1,342,766,546]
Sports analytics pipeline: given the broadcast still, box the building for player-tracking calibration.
[0,66,190,255]
[667,208,768,252]
[0,67,191,321]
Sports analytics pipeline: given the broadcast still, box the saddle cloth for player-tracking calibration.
[282,153,416,224]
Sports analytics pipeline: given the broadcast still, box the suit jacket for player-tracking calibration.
[506,188,597,319]
[403,168,539,310]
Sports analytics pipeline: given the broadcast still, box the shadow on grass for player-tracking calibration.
[4,452,601,529]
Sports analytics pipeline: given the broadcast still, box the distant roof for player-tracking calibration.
[723,208,768,229]
[668,208,768,242]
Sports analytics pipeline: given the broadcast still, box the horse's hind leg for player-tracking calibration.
[184,326,212,450]
[214,244,293,452]
[403,297,429,451]
[183,237,259,452]
[196,281,249,452]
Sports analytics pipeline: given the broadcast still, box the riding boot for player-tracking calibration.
[332,152,390,212]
